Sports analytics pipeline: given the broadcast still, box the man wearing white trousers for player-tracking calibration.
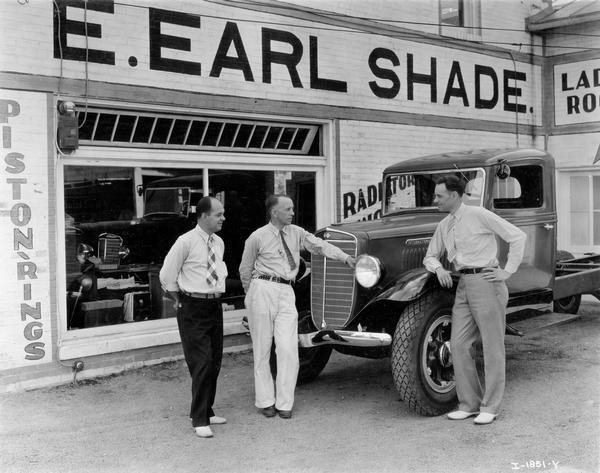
[424,175,526,425]
[239,194,355,419]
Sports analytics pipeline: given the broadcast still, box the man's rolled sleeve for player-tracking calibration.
[239,234,258,292]
[423,225,445,273]
[159,237,186,292]
[482,210,527,274]
[302,231,350,263]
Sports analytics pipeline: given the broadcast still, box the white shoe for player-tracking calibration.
[447,410,479,420]
[210,415,227,425]
[194,426,214,438]
[473,412,497,425]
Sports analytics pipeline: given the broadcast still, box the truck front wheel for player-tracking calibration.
[269,310,332,385]
[391,290,457,416]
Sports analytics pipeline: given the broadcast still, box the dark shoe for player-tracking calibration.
[277,409,292,419]
[260,405,276,418]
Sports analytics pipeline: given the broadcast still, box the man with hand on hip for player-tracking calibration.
[423,175,526,425]
[239,194,356,419]
[160,196,227,438]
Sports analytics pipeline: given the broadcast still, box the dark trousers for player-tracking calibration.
[176,295,223,428]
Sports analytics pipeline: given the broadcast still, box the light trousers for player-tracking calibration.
[451,274,509,415]
[245,279,299,411]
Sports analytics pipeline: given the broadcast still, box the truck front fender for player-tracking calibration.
[375,267,454,303]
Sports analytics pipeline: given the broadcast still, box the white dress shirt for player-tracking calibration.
[423,203,526,274]
[159,225,227,294]
[239,223,350,292]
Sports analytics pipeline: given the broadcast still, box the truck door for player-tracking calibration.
[490,160,555,294]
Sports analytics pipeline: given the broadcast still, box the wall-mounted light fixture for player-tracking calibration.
[57,100,79,152]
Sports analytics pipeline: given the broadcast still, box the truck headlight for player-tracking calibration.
[355,255,381,288]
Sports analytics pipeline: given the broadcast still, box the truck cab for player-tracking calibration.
[293,148,599,415]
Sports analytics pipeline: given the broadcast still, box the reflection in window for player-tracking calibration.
[64,165,317,331]
[384,169,484,215]
[493,166,543,209]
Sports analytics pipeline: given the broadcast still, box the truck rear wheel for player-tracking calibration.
[391,290,457,416]
[554,250,582,314]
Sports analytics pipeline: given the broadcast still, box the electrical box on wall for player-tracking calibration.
[57,101,79,151]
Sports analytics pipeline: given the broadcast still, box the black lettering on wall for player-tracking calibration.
[343,192,356,218]
[210,22,254,81]
[576,71,590,89]
[443,61,469,106]
[149,8,201,75]
[475,65,498,109]
[309,36,347,92]
[53,0,115,64]
[262,28,303,88]
[407,54,437,102]
[503,69,527,113]
[561,73,574,92]
[368,48,400,99]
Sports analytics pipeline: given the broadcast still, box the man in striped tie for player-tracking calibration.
[239,195,356,419]
[160,196,227,438]
[423,175,526,425]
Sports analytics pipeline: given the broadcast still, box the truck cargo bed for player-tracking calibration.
[554,254,600,300]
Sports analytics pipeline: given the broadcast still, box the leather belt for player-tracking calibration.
[458,267,490,274]
[254,275,293,285]
[180,290,221,299]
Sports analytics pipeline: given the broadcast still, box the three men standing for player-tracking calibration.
[424,175,526,425]
[239,195,356,419]
[160,196,228,438]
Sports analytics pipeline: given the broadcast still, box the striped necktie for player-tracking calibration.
[280,231,297,270]
[446,215,457,264]
[206,235,218,286]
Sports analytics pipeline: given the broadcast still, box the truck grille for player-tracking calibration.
[310,229,357,330]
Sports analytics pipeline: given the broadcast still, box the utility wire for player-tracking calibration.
[209,0,600,37]
[112,1,600,51]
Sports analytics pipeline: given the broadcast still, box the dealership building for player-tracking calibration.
[1,0,598,391]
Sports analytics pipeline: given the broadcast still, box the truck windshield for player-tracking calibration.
[383,169,485,215]
[144,187,190,216]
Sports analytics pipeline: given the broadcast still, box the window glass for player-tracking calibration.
[384,169,484,215]
[493,165,543,209]
[64,166,316,331]
[441,0,463,26]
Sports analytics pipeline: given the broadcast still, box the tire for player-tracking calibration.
[269,344,332,385]
[391,290,457,416]
[554,250,582,314]
[269,310,332,385]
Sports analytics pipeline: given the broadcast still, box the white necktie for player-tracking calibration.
[446,215,457,263]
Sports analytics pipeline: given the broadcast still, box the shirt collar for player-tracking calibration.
[194,224,212,241]
[267,222,289,235]
[451,203,466,221]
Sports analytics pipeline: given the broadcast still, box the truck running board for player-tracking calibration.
[508,312,581,335]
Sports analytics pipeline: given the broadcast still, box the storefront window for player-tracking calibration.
[64,165,316,330]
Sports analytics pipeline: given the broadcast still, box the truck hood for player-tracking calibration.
[323,211,444,240]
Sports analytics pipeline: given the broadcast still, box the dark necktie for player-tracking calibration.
[206,235,218,286]
[280,231,297,270]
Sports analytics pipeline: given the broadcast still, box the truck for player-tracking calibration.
[290,148,600,416]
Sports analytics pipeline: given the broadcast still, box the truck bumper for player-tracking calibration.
[298,330,392,348]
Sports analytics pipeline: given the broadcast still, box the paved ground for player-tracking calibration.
[1,300,599,473]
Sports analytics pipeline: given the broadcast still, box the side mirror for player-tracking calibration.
[496,162,511,180]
